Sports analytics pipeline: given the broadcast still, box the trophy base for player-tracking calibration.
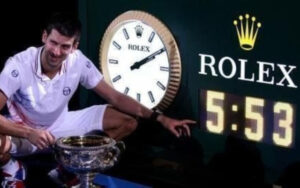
[82,183,102,188]
[79,172,104,188]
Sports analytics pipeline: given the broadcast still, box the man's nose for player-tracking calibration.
[53,46,62,56]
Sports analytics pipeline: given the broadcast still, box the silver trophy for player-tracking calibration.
[54,135,124,188]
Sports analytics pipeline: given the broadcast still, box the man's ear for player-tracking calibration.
[71,42,79,53]
[42,30,48,43]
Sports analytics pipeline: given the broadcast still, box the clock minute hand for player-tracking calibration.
[130,56,155,70]
[130,48,166,70]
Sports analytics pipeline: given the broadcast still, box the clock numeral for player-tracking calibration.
[273,102,293,147]
[160,66,169,72]
[113,41,121,50]
[112,75,121,82]
[206,90,225,134]
[148,32,155,43]
[123,28,129,40]
[245,97,264,142]
[137,93,141,102]
[124,87,129,95]
[109,59,118,64]
[148,91,155,103]
[156,81,166,90]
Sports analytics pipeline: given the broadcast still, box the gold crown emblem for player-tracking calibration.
[135,25,144,38]
[233,14,262,51]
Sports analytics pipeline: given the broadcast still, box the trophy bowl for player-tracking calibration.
[54,135,124,188]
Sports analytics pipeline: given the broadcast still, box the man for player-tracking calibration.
[0,13,195,187]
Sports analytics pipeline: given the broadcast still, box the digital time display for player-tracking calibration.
[199,89,296,148]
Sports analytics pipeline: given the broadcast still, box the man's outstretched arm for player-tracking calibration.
[93,79,196,137]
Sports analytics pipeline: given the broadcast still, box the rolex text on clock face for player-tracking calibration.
[107,20,170,109]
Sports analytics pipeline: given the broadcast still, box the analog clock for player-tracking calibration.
[99,10,181,111]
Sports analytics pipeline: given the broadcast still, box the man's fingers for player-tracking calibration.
[182,120,197,124]
[36,144,42,150]
[37,144,44,150]
[38,131,54,148]
[180,124,191,136]
[46,132,55,145]
[50,132,56,142]
[170,127,180,138]
[183,124,191,136]
[37,140,47,150]
[175,125,190,137]
[178,127,182,136]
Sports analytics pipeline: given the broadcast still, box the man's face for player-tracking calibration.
[42,29,77,69]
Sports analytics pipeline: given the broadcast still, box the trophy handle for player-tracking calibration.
[116,141,126,153]
[104,141,125,165]
[111,141,124,162]
[51,144,60,161]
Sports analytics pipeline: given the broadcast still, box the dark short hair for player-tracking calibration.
[45,12,82,43]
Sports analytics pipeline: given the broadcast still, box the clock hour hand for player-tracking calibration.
[130,47,166,70]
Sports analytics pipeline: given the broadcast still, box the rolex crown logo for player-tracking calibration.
[233,14,262,51]
[135,25,144,38]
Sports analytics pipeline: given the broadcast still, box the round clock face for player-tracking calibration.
[106,21,169,109]
[100,11,181,111]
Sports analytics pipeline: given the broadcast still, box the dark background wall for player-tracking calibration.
[0,1,78,64]
[78,0,300,186]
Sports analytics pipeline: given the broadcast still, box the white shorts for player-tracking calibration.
[47,105,107,139]
[10,104,108,156]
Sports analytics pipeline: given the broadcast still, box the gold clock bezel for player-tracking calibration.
[99,10,182,111]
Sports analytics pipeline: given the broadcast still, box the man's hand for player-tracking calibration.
[27,128,55,150]
[158,115,196,138]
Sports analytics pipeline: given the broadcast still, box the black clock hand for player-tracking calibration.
[130,48,166,70]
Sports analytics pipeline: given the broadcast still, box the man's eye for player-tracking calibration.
[62,46,70,50]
